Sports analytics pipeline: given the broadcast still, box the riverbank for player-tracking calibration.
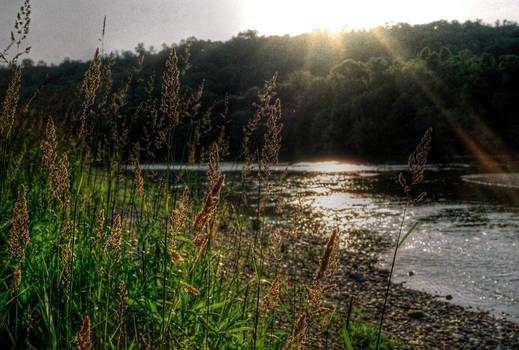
[283,227,519,349]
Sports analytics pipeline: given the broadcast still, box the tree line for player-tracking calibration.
[2,19,519,162]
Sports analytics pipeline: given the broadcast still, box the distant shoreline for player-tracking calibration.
[461,173,519,189]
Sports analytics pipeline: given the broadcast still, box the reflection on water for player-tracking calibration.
[286,161,519,323]
[137,160,408,173]
[146,160,519,323]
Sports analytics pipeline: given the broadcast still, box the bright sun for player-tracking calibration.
[244,0,451,35]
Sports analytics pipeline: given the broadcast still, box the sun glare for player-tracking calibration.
[291,160,372,173]
[244,0,457,35]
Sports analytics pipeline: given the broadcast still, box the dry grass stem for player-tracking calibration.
[22,77,47,113]
[187,122,200,165]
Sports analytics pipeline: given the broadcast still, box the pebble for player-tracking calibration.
[409,310,427,319]
[453,333,465,341]
[349,272,364,282]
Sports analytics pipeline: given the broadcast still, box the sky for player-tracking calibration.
[1,0,518,64]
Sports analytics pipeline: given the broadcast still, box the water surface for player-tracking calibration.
[148,160,519,323]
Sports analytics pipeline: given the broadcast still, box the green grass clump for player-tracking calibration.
[348,321,399,350]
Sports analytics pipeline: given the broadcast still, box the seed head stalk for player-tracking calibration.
[375,128,432,350]
[375,203,408,350]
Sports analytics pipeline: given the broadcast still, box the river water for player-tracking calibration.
[148,160,519,323]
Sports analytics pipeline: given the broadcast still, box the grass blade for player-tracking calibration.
[341,322,354,350]
[397,222,418,249]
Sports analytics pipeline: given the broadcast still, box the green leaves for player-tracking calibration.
[397,222,418,249]
[341,323,354,350]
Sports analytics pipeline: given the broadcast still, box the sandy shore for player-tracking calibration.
[461,173,519,189]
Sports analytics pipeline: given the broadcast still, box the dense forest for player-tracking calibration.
[2,19,519,162]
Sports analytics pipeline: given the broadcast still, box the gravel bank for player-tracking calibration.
[291,229,519,349]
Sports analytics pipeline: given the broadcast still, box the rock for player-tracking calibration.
[408,270,415,276]
[446,294,453,300]
[379,269,389,277]
[453,333,465,341]
[408,310,427,319]
[349,272,364,282]
[458,326,471,333]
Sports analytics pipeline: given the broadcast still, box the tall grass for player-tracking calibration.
[0,1,422,349]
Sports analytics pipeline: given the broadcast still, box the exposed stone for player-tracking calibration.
[409,310,427,319]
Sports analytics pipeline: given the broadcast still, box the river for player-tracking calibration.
[145,160,519,323]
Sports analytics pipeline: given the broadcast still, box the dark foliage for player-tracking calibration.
[2,20,519,162]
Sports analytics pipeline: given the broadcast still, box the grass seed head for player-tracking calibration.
[261,96,282,182]
[315,229,338,283]
[10,263,21,296]
[207,142,220,189]
[400,128,433,198]
[94,208,105,240]
[408,127,432,185]
[51,153,70,208]
[8,183,29,261]
[115,280,128,348]
[263,275,280,310]
[194,174,225,234]
[78,49,101,138]
[75,315,92,350]
[0,66,21,135]
[286,311,308,350]
[61,241,73,298]
[180,280,201,296]
[134,158,144,196]
[161,48,180,128]
[104,214,122,262]
[41,116,57,173]
[171,185,189,230]
[187,122,200,165]
[169,185,189,258]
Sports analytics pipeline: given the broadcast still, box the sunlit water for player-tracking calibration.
[145,161,519,323]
